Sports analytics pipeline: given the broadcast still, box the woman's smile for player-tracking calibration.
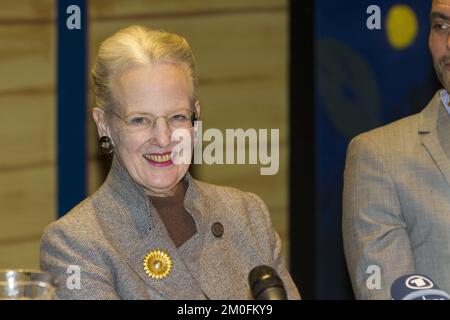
[143,152,173,167]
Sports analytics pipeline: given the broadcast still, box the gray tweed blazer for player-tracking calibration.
[40,158,300,300]
[343,91,450,299]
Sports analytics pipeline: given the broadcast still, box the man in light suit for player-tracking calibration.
[343,0,450,299]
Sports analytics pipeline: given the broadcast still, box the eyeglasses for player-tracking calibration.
[108,109,198,132]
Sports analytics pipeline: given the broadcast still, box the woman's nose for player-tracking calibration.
[151,117,172,147]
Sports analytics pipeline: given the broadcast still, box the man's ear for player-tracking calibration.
[92,107,110,137]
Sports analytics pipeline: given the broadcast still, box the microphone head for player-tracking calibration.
[248,265,287,300]
[391,274,450,300]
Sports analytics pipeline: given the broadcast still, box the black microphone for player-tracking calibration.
[248,265,287,300]
[391,274,450,300]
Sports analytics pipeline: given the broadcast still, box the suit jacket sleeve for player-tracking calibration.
[40,221,119,300]
[342,134,416,299]
[247,192,301,300]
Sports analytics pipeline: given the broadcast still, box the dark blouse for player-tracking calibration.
[148,179,197,248]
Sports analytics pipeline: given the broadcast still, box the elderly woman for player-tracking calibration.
[40,25,300,300]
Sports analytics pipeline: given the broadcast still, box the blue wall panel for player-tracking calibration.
[57,0,88,217]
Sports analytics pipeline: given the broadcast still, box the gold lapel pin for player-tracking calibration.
[143,249,173,279]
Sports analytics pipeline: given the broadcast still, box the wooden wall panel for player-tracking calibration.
[0,240,41,269]
[0,1,55,269]
[0,94,54,169]
[0,27,54,95]
[0,1,54,20]
[89,0,284,19]
[0,166,55,242]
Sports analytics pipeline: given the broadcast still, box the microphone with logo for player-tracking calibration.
[391,274,450,300]
[248,265,287,300]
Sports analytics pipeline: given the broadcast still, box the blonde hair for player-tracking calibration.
[91,25,198,111]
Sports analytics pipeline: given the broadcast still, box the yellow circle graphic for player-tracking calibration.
[143,249,173,279]
[386,5,418,49]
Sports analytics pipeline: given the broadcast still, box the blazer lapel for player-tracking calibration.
[182,178,262,299]
[122,215,207,300]
[93,158,206,300]
[420,91,450,188]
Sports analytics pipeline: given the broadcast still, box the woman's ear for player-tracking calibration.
[194,100,201,119]
[193,100,201,145]
[92,107,109,138]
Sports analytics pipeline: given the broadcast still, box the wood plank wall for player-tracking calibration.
[0,0,55,269]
